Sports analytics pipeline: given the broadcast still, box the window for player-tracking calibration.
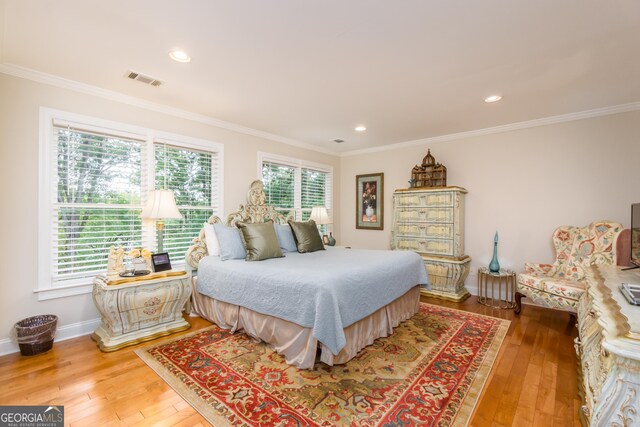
[38,109,223,299]
[52,126,146,281]
[154,143,220,262]
[259,153,332,230]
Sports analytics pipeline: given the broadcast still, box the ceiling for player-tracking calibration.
[1,0,639,154]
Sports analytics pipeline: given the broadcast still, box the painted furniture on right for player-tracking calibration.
[575,265,640,426]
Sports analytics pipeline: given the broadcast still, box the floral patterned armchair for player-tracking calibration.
[515,221,627,315]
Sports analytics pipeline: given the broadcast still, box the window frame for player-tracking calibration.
[257,151,333,227]
[37,107,224,300]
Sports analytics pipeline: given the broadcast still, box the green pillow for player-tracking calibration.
[288,220,325,253]
[237,222,283,261]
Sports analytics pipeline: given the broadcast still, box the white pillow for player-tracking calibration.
[203,222,221,256]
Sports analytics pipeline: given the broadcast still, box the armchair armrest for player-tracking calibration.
[523,263,553,276]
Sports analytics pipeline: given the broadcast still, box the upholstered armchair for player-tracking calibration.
[515,221,628,315]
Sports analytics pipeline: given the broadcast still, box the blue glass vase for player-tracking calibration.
[489,231,500,273]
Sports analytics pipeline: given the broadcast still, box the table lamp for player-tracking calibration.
[310,206,335,246]
[141,189,183,252]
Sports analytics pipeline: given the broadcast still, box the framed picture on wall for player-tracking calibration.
[356,172,384,230]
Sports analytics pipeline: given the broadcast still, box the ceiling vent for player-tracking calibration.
[332,138,345,143]
[125,70,163,87]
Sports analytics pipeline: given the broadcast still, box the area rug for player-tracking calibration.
[136,303,509,426]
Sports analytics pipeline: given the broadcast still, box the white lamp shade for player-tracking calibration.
[141,189,183,220]
[310,206,331,225]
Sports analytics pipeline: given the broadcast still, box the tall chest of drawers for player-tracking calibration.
[391,186,471,301]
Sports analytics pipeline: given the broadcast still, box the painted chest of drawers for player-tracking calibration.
[391,186,471,301]
[92,271,192,351]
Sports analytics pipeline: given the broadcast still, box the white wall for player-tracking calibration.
[338,110,640,291]
[2,68,638,352]
[0,72,340,350]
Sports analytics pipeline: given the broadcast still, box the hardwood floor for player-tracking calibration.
[423,296,581,427]
[0,298,580,426]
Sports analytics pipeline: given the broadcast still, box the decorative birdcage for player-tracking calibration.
[410,149,447,188]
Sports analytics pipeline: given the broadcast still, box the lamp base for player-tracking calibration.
[156,221,165,253]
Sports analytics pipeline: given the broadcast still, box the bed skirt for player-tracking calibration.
[190,279,420,369]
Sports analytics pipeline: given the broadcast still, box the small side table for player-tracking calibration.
[92,270,192,351]
[477,267,516,309]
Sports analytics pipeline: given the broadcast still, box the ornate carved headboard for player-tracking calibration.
[185,180,293,269]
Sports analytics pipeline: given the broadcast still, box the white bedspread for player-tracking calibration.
[197,247,429,355]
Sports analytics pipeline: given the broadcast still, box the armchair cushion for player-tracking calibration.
[517,274,584,312]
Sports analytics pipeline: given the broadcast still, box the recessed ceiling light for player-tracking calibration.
[169,50,191,63]
[355,126,367,132]
[484,95,503,103]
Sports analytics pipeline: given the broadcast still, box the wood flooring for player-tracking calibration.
[0,297,580,426]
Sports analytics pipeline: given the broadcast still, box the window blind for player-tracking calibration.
[262,161,296,217]
[261,157,332,231]
[154,143,219,263]
[42,111,224,294]
[301,167,331,221]
[52,126,146,283]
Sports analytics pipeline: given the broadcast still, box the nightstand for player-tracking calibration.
[92,270,192,351]
[477,267,516,309]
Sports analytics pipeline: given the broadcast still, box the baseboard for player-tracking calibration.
[0,318,101,356]
[465,271,479,296]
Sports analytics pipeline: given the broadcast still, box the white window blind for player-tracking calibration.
[301,167,332,223]
[260,155,332,231]
[262,161,296,216]
[41,109,224,297]
[154,143,220,263]
[52,125,147,284]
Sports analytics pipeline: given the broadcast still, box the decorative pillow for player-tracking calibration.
[274,223,298,253]
[203,222,221,256]
[237,222,283,261]
[288,220,325,253]
[213,224,247,261]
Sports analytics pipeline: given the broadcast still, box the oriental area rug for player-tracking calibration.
[136,303,509,427]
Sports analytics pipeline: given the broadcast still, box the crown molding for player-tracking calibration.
[0,62,339,156]
[339,101,640,157]
[3,62,638,159]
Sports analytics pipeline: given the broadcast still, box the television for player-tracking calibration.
[631,203,640,269]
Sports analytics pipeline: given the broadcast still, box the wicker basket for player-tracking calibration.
[14,315,58,356]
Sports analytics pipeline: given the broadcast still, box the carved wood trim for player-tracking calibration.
[185,180,293,269]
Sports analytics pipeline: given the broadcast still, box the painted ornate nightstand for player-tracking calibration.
[92,270,192,351]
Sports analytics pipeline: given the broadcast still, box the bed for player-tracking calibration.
[185,180,429,369]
